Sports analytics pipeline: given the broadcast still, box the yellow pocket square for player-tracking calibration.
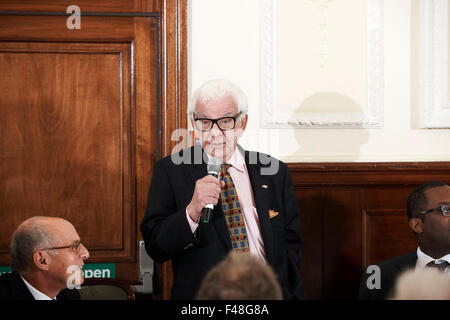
[269,210,279,219]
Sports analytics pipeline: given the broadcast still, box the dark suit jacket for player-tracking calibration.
[358,252,417,300]
[140,145,304,299]
[0,271,80,300]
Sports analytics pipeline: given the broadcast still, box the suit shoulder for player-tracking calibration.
[0,272,19,287]
[369,252,417,271]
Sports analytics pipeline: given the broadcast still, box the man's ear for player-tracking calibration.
[409,217,423,235]
[240,114,248,131]
[234,114,248,139]
[33,251,51,271]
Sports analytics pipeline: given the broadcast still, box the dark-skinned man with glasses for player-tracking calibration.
[0,216,89,300]
[141,79,304,299]
[358,181,450,300]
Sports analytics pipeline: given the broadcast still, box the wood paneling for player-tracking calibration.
[0,1,160,13]
[364,210,416,266]
[0,42,132,257]
[0,16,157,280]
[0,0,187,289]
[290,162,450,299]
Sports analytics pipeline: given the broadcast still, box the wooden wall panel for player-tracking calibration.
[0,0,160,13]
[323,189,363,299]
[364,210,416,266]
[297,189,323,299]
[0,42,131,257]
[0,14,160,284]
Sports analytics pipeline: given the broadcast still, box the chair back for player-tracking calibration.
[79,278,136,300]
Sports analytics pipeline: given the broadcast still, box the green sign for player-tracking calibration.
[83,263,115,279]
[0,266,12,275]
[0,263,115,279]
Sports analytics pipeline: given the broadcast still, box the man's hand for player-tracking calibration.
[187,175,225,222]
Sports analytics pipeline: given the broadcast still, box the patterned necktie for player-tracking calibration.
[426,260,449,272]
[220,164,249,252]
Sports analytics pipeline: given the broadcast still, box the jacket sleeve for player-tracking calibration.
[140,160,198,263]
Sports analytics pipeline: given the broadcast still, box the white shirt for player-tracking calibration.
[21,275,55,300]
[186,147,266,261]
[415,247,450,272]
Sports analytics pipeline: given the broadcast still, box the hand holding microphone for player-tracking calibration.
[186,158,223,223]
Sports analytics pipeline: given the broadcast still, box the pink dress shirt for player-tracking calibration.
[186,148,266,261]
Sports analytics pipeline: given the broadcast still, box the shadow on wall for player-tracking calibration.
[288,91,370,162]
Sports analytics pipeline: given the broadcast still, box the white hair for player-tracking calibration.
[188,79,248,115]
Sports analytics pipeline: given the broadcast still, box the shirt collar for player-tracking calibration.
[20,275,55,300]
[416,247,450,270]
[226,147,246,172]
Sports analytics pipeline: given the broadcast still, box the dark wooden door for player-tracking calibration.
[0,1,188,290]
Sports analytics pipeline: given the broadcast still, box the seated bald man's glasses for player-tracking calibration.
[40,240,82,254]
[415,204,450,219]
[193,112,242,132]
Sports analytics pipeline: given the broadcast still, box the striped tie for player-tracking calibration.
[220,164,249,252]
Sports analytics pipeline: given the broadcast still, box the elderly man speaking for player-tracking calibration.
[140,79,304,299]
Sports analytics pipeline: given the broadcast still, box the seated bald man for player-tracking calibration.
[0,216,89,300]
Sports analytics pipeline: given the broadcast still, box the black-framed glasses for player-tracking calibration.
[40,240,82,254]
[193,112,242,132]
[415,204,450,218]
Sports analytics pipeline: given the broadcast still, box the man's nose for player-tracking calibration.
[209,122,223,137]
[80,243,90,260]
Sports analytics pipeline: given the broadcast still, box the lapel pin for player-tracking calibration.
[262,185,268,189]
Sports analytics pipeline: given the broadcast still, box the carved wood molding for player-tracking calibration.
[159,0,188,159]
[288,161,450,187]
[422,0,450,128]
[260,0,383,128]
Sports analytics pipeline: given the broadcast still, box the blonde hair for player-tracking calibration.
[196,251,282,300]
[390,268,450,300]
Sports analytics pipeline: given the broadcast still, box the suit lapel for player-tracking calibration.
[187,146,231,251]
[245,150,274,265]
[187,145,208,185]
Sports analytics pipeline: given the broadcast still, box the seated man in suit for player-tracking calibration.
[141,79,304,299]
[0,216,90,300]
[358,181,450,299]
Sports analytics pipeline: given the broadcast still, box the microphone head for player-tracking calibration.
[207,157,222,176]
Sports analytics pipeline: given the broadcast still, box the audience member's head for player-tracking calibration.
[196,251,282,300]
[406,181,450,258]
[390,268,450,300]
[10,216,89,298]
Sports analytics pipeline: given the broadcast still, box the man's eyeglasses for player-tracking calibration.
[415,204,450,218]
[193,112,242,132]
[40,240,82,254]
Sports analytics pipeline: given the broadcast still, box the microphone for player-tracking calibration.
[201,157,222,223]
